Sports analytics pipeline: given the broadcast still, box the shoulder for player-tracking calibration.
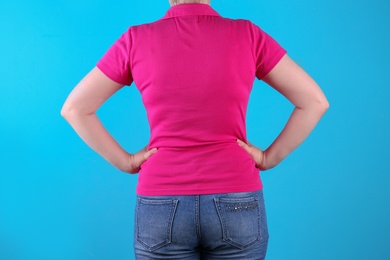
[217,17,264,36]
[219,16,258,27]
[127,18,172,36]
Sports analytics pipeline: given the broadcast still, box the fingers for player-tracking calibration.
[237,139,257,159]
[237,139,266,170]
[137,147,157,165]
[144,148,158,160]
[237,139,246,147]
[237,139,252,153]
[128,147,157,174]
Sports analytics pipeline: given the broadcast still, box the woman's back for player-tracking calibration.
[62,2,328,258]
[98,4,285,195]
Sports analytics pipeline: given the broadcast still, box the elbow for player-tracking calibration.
[299,95,329,117]
[314,96,329,117]
[60,101,74,120]
[61,102,83,122]
[319,96,330,114]
[60,104,69,119]
[61,101,95,123]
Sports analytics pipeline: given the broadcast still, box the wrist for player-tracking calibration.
[256,149,267,170]
[116,152,134,173]
[262,148,285,170]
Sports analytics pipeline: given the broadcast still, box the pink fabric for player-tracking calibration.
[97,4,286,195]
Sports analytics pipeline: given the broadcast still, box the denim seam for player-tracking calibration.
[195,195,202,240]
[213,196,262,250]
[136,198,179,252]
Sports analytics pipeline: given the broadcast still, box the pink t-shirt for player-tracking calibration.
[97,4,286,196]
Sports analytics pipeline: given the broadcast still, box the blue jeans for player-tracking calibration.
[134,190,268,259]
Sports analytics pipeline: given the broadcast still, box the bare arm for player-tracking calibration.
[238,55,329,170]
[61,67,156,173]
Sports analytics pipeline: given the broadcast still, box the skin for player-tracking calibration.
[237,55,329,170]
[169,0,211,6]
[61,1,329,174]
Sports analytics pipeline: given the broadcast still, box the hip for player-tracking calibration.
[134,190,269,259]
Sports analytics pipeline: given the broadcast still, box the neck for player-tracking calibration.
[170,0,211,7]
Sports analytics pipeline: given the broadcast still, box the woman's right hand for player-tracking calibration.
[238,55,328,172]
[237,140,269,171]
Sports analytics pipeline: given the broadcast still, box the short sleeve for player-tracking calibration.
[96,28,133,86]
[251,23,287,80]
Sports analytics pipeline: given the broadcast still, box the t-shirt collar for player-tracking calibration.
[161,3,221,20]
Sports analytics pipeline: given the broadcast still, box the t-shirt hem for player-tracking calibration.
[136,184,263,196]
[96,62,131,86]
[257,50,287,80]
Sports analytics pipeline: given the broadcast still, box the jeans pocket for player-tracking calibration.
[214,196,262,249]
[136,198,178,252]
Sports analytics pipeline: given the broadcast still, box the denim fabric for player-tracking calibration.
[134,190,268,259]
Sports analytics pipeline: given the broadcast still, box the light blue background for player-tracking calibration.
[1,0,389,259]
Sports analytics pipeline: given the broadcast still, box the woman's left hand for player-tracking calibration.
[126,146,158,174]
[62,67,158,174]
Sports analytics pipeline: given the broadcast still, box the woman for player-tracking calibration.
[61,0,329,259]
